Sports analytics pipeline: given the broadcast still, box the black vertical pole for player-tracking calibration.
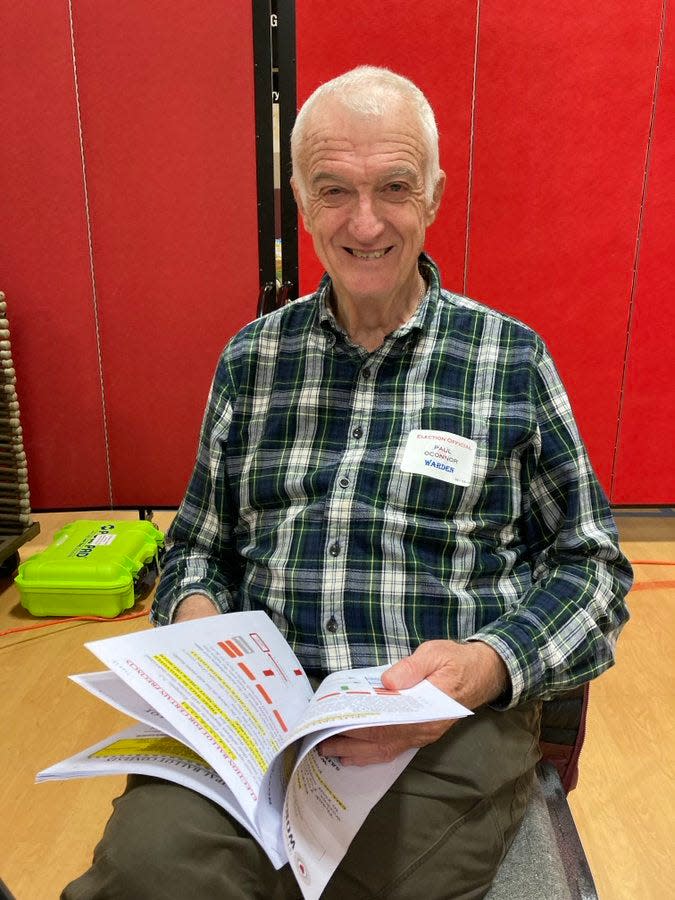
[276,0,298,299]
[252,0,277,292]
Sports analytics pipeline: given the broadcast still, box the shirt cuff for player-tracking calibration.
[151,587,232,626]
[465,623,544,709]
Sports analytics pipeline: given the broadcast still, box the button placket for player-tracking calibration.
[321,354,381,670]
[336,357,378,489]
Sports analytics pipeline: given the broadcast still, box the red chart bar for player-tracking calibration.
[218,641,237,659]
[224,640,244,658]
[237,662,256,681]
[273,709,288,732]
[256,684,273,704]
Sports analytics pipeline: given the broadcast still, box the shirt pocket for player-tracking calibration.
[381,407,483,524]
[381,408,529,530]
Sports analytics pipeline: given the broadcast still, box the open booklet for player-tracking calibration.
[38,611,471,900]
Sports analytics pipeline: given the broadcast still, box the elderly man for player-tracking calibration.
[64,66,631,899]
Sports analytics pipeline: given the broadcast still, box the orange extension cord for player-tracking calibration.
[1,560,673,640]
[630,560,675,565]
[0,608,150,639]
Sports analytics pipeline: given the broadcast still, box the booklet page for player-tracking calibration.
[277,665,472,900]
[284,745,416,900]
[56,612,474,896]
[284,665,471,746]
[84,612,315,823]
[70,671,188,745]
[36,723,285,869]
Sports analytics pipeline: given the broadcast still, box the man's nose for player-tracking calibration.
[348,195,385,243]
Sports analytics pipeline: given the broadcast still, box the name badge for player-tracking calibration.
[400,429,477,487]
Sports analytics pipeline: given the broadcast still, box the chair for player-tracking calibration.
[486,685,599,899]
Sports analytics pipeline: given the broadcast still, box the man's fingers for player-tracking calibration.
[318,726,392,756]
[381,650,425,691]
[337,757,371,768]
[318,720,456,764]
[382,641,448,691]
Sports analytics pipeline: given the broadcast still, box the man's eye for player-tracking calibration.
[325,187,344,196]
[386,183,407,194]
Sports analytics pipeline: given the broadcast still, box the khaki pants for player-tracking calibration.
[63,702,541,900]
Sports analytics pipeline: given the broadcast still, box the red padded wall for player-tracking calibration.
[2,0,259,509]
[295,0,666,498]
[613,8,675,504]
[70,0,259,507]
[466,1,662,491]
[0,2,109,508]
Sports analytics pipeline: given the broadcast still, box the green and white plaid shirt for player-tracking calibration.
[153,254,631,707]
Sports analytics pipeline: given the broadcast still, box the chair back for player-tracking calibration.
[539,683,589,793]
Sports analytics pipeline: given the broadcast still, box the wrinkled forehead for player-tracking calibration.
[298,96,428,184]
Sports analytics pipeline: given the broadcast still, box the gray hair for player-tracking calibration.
[291,66,441,203]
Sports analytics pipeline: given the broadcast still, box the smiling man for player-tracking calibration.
[64,67,631,900]
[290,90,445,351]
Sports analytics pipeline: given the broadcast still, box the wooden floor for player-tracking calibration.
[0,509,673,899]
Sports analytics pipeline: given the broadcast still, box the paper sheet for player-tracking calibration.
[84,612,315,823]
[36,723,285,869]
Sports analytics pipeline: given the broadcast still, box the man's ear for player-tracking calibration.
[426,170,446,226]
[291,177,312,234]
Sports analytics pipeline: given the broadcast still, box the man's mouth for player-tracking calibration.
[345,247,394,260]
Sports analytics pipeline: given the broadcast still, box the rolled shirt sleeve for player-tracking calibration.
[468,342,632,707]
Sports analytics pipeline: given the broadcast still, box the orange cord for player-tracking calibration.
[0,607,149,638]
[629,560,675,566]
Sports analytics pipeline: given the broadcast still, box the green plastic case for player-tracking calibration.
[16,520,165,617]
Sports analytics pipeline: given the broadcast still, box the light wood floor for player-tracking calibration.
[0,509,673,899]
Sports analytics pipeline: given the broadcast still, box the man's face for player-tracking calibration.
[292,98,445,310]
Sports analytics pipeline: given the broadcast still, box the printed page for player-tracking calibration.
[283,665,471,747]
[278,666,473,900]
[284,744,416,900]
[256,742,303,865]
[70,671,188,745]
[84,612,314,825]
[37,723,286,870]
[255,664,472,865]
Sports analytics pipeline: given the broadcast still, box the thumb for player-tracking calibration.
[381,645,436,691]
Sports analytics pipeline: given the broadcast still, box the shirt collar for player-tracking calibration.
[315,252,442,343]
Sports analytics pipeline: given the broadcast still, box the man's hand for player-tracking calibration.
[317,640,509,766]
[172,594,219,623]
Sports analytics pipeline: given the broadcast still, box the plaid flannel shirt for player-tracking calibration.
[153,254,631,707]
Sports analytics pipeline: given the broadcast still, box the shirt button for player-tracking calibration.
[352,426,363,439]
[339,476,349,488]
[362,367,371,380]
[326,616,339,633]
[329,541,341,557]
